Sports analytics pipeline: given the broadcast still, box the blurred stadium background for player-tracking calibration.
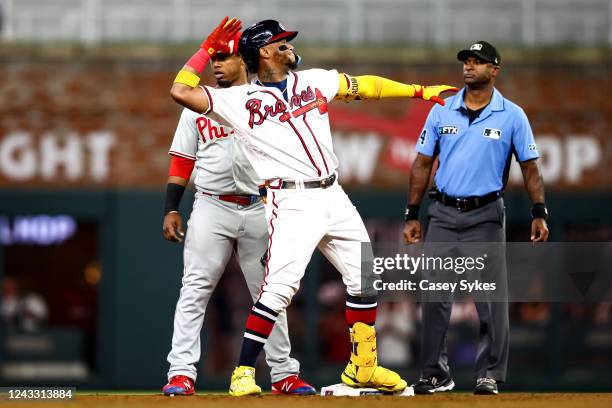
[0,0,610,392]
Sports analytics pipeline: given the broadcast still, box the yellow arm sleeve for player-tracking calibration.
[174,69,201,88]
[336,74,421,100]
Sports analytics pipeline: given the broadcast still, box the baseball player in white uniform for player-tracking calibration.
[169,17,457,396]
[161,24,314,396]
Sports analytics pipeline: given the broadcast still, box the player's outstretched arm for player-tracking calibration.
[170,17,242,113]
[336,74,459,106]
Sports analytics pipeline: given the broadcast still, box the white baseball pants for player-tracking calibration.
[258,182,370,312]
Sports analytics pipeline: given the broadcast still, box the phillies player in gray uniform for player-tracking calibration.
[161,27,314,396]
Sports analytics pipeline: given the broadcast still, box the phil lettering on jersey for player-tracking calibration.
[197,116,233,141]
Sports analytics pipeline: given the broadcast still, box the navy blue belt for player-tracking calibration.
[429,189,502,212]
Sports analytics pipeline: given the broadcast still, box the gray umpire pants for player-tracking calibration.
[421,198,509,382]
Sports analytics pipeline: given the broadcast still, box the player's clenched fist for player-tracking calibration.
[163,212,185,243]
[414,85,460,106]
[201,16,242,56]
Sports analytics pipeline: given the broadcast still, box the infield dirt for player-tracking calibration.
[2,393,611,408]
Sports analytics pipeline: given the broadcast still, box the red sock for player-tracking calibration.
[345,295,377,326]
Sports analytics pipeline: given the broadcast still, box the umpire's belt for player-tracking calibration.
[429,189,502,212]
[268,173,336,190]
[203,192,260,206]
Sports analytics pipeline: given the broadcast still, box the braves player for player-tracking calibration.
[170,17,458,396]
[161,22,314,396]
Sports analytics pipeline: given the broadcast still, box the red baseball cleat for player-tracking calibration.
[162,375,195,396]
[272,375,316,395]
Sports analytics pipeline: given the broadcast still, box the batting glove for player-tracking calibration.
[201,16,242,56]
[414,85,459,106]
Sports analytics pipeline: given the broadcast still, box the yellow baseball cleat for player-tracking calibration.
[341,361,407,392]
[340,322,407,392]
[229,366,262,396]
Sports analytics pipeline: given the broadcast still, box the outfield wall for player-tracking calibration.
[0,55,610,190]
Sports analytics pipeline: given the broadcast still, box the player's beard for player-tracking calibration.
[216,72,239,88]
[216,78,232,88]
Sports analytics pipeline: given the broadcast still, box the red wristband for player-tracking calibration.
[186,48,211,74]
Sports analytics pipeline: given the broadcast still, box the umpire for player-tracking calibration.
[403,41,549,395]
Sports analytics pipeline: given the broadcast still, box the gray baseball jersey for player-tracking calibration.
[168,108,261,195]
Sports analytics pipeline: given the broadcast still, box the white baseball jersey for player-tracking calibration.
[168,108,260,195]
[202,69,340,180]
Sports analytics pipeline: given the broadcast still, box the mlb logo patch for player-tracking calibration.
[418,129,427,146]
[438,126,458,135]
[483,128,502,140]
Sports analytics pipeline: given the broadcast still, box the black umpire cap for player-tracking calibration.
[457,41,501,65]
